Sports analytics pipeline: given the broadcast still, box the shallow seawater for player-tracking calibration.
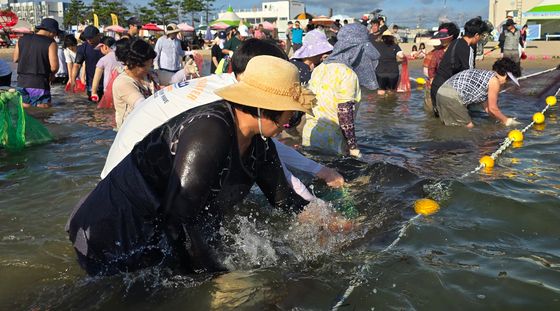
[1,67,560,310]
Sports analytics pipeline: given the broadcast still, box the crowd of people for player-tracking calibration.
[9,14,526,276]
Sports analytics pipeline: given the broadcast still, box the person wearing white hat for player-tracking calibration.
[290,29,334,83]
[435,58,521,128]
[222,25,249,57]
[154,23,185,86]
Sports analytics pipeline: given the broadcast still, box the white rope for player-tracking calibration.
[332,88,559,310]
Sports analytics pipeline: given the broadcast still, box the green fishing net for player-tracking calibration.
[0,90,53,151]
[322,187,359,219]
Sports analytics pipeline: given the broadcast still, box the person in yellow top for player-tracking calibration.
[302,23,380,157]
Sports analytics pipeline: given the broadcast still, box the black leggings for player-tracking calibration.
[0,73,11,87]
[376,73,399,90]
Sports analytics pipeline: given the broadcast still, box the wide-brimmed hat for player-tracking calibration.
[215,55,315,115]
[292,29,333,59]
[36,18,62,35]
[381,30,394,37]
[166,23,181,34]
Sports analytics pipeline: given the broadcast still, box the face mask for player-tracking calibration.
[257,108,267,141]
[55,37,60,43]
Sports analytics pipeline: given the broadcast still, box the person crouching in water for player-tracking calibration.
[435,58,521,128]
[66,56,347,276]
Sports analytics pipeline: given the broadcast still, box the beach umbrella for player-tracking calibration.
[142,23,164,32]
[294,12,314,20]
[312,15,335,26]
[196,24,208,31]
[261,21,275,30]
[178,23,195,32]
[10,19,33,33]
[210,22,230,30]
[105,25,125,33]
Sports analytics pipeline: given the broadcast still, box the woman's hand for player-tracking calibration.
[316,166,345,188]
[297,203,355,234]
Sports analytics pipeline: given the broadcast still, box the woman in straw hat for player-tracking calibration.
[67,55,350,276]
[302,23,380,158]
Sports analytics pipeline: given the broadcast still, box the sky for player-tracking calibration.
[133,0,490,28]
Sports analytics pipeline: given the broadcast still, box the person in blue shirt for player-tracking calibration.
[292,21,304,52]
[70,25,103,101]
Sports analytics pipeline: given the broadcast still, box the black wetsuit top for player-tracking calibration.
[67,100,308,275]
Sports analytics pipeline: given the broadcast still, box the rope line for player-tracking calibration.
[331,76,559,310]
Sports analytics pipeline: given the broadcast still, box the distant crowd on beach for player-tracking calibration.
[9,12,531,277]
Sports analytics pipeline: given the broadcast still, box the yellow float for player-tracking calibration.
[414,199,440,216]
[533,112,545,124]
[546,96,557,106]
[507,130,524,142]
[479,156,495,168]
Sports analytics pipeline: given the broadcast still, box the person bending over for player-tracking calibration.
[435,58,521,128]
[66,56,344,276]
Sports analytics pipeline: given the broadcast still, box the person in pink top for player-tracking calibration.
[91,36,123,102]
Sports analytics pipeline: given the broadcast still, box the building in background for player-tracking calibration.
[488,0,543,27]
[1,1,69,26]
[218,1,305,38]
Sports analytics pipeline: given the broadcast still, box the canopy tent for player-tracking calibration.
[311,15,335,26]
[210,22,230,30]
[294,12,314,20]
[178,23,195,32]
[211,6,241,26]
[525,0,560,19]
[105,25,125,33]
[524,0,560,40]
[142,23,164,32]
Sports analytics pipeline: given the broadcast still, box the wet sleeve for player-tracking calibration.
[161,116,233,272]
[255,140,309,214]
[337,102,357,150]
[272,138,322,175]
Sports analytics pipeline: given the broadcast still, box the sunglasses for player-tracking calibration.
[276,111,304,129]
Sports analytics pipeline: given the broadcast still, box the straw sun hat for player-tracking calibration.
[215,55,316,115]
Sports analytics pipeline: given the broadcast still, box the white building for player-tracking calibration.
[219,1,306,38]
[8,1,69,27]
[488,0,543,27]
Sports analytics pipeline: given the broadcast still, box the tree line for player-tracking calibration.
[64,0,215,28]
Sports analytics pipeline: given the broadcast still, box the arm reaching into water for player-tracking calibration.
[272,138,345,188]
[337,102,360,157]
[161,116,234,272]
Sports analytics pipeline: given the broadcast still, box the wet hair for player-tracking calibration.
[439,22,460,39]
[370,20,380,26]
[230,103,284,123]
[419,42,426,50]
[493,57,521,77]
[63,34,77,49]
[463,17,490,37]
[119,38,156,69]
[412,45,418,51]
[115,38,130,62]
[231,38,288,75]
